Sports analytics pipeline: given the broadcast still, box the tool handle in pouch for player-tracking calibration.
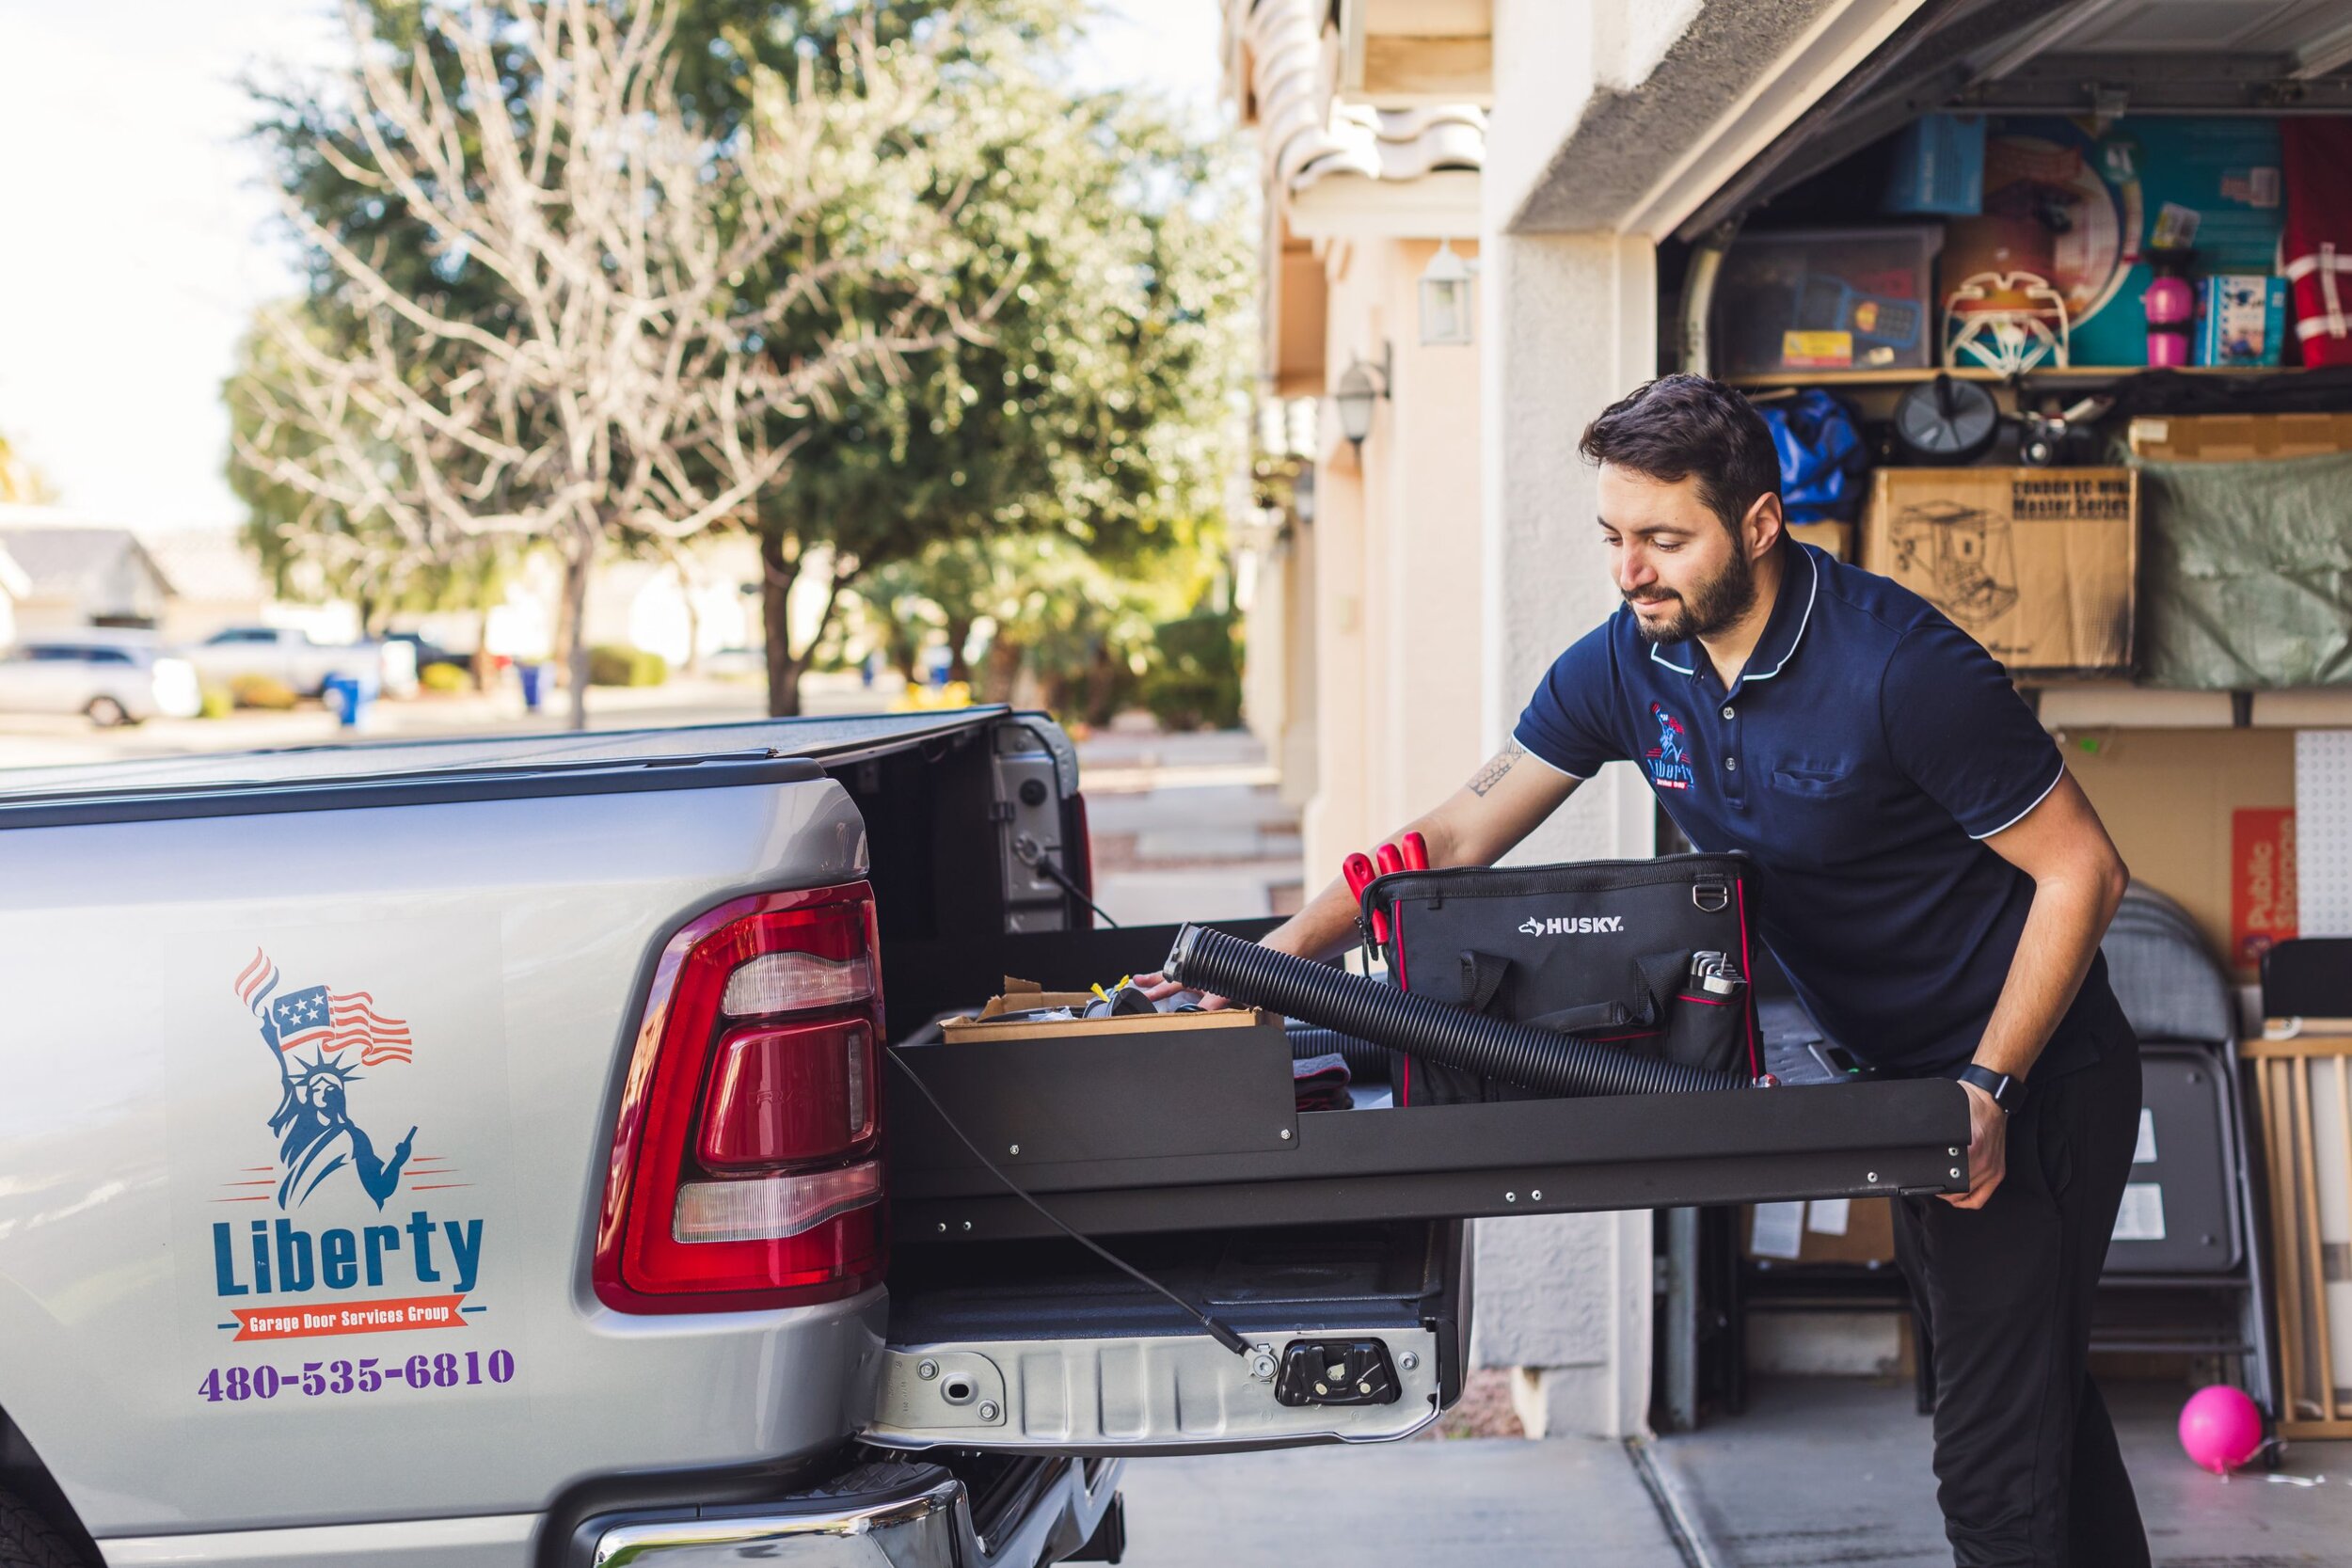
[1661,951,1747,1074]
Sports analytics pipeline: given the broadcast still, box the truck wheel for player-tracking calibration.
[0,1485,87,1568]
[83,697,128,728]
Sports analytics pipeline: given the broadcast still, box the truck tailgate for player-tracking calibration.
[0,752,885,1543]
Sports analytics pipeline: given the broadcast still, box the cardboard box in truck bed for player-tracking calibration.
[940,976,1282,1042]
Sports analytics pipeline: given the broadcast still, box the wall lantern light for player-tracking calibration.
[1333,344,1391,448]
[1419,238,1475,346]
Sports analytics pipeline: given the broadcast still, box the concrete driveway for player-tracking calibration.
[1116,1434,1689,1566]
[1111,1378,2352,1567]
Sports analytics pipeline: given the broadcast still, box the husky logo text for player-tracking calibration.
[232,949,419,1210]
[1518,915,1627,936]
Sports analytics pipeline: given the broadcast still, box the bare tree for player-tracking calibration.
[236,0,981,727]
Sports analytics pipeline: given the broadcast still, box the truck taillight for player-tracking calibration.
[594,885,886,1314]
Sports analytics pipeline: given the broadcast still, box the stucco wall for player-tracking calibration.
[1472,224,1662,1440]
[1299,237,1486,882]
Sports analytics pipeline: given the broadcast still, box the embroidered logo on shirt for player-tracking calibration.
[1645,702,1694,791]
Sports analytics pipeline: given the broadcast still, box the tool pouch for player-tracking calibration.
[1362,853,1759,1105]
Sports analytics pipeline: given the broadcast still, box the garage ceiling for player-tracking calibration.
[2026,0,2352,61]
[1677,0,2352,242]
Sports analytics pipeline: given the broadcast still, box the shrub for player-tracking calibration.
[197,685,235,720]
[1138,608,1244,731]
[587,643,669,687]
[229,674,300,711]
[420,662,469,694]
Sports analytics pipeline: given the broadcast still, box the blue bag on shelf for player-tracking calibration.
[1757,389,1868,524]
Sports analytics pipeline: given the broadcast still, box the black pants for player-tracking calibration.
[1892,1036,2149,1568]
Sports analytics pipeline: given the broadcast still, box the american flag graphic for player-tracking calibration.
[233,949,414,1066]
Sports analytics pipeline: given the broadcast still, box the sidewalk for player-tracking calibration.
[1073,726,1305,927]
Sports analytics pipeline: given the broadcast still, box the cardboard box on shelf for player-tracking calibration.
[1786,520,1851,562]
[1863,467,2137,675]
[2128,413,2352,462]
[2062,729,2297,974]
[1745,1196,1898,1267]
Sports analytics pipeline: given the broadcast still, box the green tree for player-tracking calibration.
[749,30,1252,714]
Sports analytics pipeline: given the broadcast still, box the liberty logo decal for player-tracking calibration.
[1518,915,1626,936]
[233,949,419,1210]
[209,950,491,1346]
[1645,702,1694,792]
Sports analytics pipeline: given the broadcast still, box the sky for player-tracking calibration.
[0,0,1226,533]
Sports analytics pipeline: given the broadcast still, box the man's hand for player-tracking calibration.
[1943,1081,2008,1210]
[1135,971,1231,1010]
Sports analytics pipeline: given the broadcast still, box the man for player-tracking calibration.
[1154,374,2145,1566]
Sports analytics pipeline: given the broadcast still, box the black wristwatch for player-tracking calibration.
[1957,1064,2025,1115]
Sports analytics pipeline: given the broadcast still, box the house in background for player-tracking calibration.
[0,506,173,636]
[139,529,309,644]
[1222,0,1487,882]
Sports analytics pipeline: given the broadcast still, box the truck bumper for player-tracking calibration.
[585,1457,1120,1568]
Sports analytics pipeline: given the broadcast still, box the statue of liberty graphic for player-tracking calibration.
[232,949,417,1210]
[1645,702,1694,791]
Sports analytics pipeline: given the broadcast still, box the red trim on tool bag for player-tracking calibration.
[1735,877,1759,1079]
[1676,992,1732,1006]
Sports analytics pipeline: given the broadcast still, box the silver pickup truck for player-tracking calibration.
[0,708,1964,1568]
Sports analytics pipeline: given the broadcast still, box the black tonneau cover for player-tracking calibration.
[0,707,1011,798]
[0,708,1042,830]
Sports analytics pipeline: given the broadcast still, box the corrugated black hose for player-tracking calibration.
[1168,925,1743,1098]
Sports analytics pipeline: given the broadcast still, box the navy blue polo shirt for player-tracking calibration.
[1515,543,2131,1078]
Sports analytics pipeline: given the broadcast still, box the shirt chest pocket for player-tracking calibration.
[1769,761,1864,799]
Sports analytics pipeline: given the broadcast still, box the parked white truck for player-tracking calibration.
[184,626,420,700]
[0,708,1963,1567]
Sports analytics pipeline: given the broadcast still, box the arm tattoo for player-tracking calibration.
[1469,741,1524,797]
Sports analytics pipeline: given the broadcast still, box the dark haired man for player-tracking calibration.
[1148,373,2146,1565]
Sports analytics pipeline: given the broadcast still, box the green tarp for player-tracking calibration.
[2131,450,2352,688]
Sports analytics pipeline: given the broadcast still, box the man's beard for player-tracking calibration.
[1626,547,1758,645]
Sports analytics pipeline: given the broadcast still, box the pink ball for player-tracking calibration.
[2178,1385,2264,1475]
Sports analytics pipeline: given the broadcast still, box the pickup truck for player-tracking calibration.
[183,626,421,701]
[0,707,1965,1568]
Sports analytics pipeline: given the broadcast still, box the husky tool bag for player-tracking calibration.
[1363,853,1760,1105]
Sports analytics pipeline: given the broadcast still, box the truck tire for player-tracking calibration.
[0,1485,87,1568]
[82,697,127,729]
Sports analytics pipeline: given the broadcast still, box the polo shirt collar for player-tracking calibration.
[1646,542,1820,689]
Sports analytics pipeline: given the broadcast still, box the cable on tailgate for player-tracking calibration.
[885,1051,1251,1357]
